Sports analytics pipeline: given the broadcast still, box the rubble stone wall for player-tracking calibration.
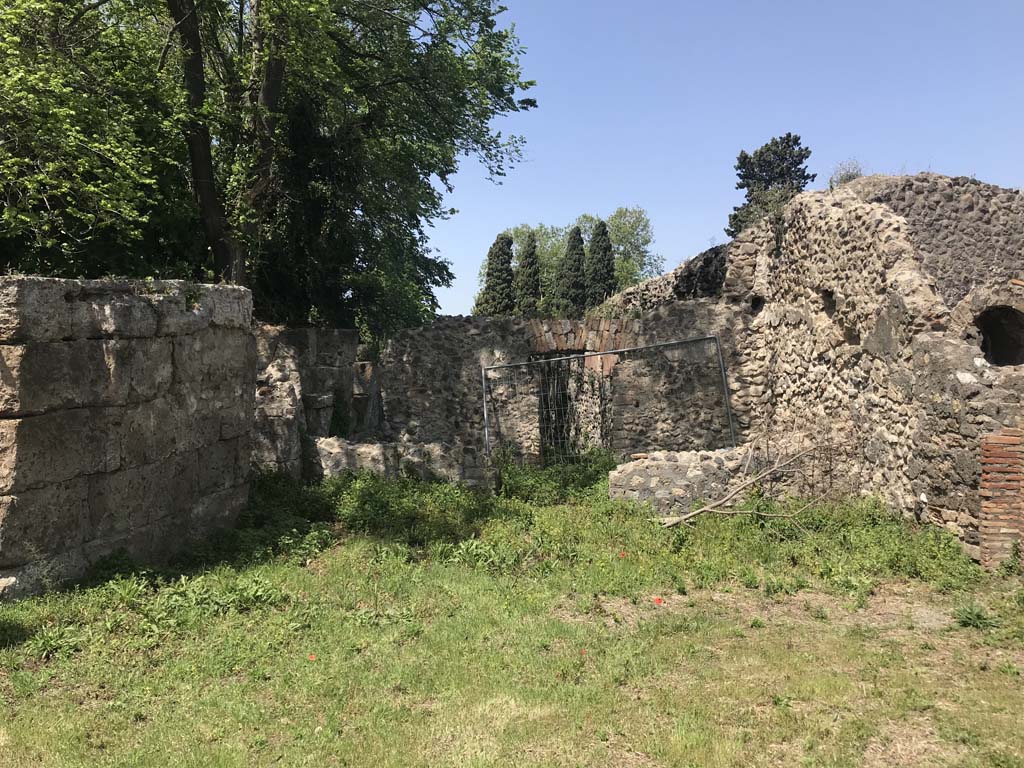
[252,326,361,478]
[848,174,1024,308]
[363,310,743,478]
[0,278,255,598]
[606,174,1024,560]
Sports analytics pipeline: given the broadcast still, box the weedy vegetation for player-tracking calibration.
[1,454,1022,766]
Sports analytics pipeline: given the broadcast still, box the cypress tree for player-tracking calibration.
[473,233,516,316]
[514,231,541,317]
[555,226,587,316]
[584,219,616,307]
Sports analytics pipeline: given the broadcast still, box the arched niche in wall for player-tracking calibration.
[975,305,1024,366]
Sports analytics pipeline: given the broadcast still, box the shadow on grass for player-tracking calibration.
[72,469,515,590]
[54,451,618,597]
[0,617,31,649]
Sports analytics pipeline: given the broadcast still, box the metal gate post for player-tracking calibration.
[480,365,492,457]
[714,335,739,448]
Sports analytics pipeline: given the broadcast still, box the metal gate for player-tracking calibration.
[481,336,736,464]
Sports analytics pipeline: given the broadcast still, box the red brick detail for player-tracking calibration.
[979,429,1024,568]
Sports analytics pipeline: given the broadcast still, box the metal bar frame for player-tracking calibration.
[480,334,737,458]
[481,364,492,457]
[482,335,719,372]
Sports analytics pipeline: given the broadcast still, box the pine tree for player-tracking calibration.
[726,133,815,238]
[514,231,541,317]
[584,219,616,308]
[554,226,587,315]
[473,234,516,316]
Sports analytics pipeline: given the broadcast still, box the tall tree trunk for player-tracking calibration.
[240,0,284,266]
[165,0,244,284]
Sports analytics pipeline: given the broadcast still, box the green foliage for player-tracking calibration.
[513,230,541,317]
[554,226,587,316]
[726,132,815,238]
[0,0,203,277]
[23,623,86,661]
[0,0,535,339]
[329,472,501,546]
[498,207,664,314]
[497,449,619,506]
[473,233,516,316]
[2,466,1021,766]
[954,600,1000,629]
[573,209,664,289]
[584,220,616,308]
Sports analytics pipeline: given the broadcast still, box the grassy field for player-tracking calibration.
[1,458,1023,767]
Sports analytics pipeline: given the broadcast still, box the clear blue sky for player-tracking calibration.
[429,0,1024,315]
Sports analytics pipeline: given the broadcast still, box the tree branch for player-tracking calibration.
[658,446,818,528]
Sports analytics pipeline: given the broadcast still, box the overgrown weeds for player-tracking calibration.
[1,458,1022,767]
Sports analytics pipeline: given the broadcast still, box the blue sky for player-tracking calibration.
[429,0,1024,315]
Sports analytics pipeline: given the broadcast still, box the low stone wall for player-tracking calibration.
[608,448,747,514]
[312,437,491,485]
[0,277,255,598]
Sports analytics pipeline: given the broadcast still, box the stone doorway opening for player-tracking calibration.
[975,306,1024,366]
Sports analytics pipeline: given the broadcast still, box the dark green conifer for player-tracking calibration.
[514,231,541,317]
[554,226,587,316]
[473,233,516,316]
[584,219,616,307]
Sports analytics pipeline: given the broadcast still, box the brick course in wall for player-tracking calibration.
[979,429,1024,568]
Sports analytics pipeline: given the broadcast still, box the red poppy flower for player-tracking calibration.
[308,654,317,661]
[580,649,587,656]
[653,597,664,605]
[618,551,627,558]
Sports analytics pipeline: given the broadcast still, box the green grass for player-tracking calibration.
[1,462,1022,767]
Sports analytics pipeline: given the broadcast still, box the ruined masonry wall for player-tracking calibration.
[252,325,361,478]
[0,278,255,598]
[608,176,1024,558]
[368,306,744,480]
[848,174,1024,308]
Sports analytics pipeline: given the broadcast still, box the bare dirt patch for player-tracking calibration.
[862,715,967,767]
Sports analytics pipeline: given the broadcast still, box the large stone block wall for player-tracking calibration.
[0,278,255,598]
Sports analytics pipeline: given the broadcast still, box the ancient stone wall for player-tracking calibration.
[608,338,733,455]
[308,307,744,482]
[848,174,1024,308]
[252,326,361,478]
[606,174,1024,559]
[0,278,255,598]
[604,244,729,314]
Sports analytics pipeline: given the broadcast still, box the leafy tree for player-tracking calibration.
[473,234,516,316]
[584,220,616,307]
[726,133,815,238]
[0,0,202,277]
[0,0,535,338]
[495,207,662,310]
[573,208,663,287]
[513,231,541,317]
[554,226,586,315]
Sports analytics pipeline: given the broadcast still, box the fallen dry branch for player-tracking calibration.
[657,445,818,528]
